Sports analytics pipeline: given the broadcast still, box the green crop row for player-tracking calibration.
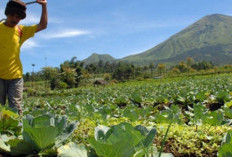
[1,73,232,156]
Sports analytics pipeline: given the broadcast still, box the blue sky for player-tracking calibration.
[1,0,232,73]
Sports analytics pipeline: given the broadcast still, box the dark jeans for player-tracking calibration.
[0,78,23,115]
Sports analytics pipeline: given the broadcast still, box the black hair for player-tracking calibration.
[5,0,27,19]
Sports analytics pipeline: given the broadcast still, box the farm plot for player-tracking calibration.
[1,73,232,156]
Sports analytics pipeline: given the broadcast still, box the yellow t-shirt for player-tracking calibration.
[0,23,37,80]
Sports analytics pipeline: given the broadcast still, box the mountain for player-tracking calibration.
[83,53,115,65]
[121,14,232,65]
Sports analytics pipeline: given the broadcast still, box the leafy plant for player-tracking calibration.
[0,113,78,156]
[123,105,140,121]
[215,91,230,103]
[58,142,88,157]
[0,106,21,136]
[218,131,232,157]
[205,110,225,126]
[186,103,208,126]
[88,122,157,157]
[155,105,182,124]
[0,134,15,153]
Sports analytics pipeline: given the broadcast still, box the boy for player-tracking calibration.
[0,0,47,115]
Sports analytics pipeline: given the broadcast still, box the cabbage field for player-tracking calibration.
[1,73,232,156]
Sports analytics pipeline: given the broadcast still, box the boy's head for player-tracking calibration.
[5,0,27,19]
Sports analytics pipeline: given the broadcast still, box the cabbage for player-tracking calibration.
[88,122,157,157]
[0,113,77,155]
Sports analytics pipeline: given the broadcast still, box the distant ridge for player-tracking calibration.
[120,14,232,65]
[84,14,232,65]
[83,53,115,65]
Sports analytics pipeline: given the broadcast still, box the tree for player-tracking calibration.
[134,66,143,78]
[61,67,77,88]
[191,61,214,70]
[149,63,155,77]
[176,61,190,72]
[82,71,91,85]
[42,67,59,80]
[59,58,84,88]
[172,67,180,73]
[24,72,31,82]
[157,63,166,75]
[86,63,97,74]
[112,62,135,81]
[186,57,194,66]
[42,67,59,88]
[75,66,82,87]
[104,61,111,73]
[143,65,149,78]
[60,60,70,72]
[70,56,77,67]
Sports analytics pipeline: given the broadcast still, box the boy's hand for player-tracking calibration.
[37,0,47,5]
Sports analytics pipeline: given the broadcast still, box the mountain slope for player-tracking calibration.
[121,14,232,65]
[83,53,115,65]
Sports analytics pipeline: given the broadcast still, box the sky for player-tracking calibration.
[0,0,232,73]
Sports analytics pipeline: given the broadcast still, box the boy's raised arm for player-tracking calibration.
[36,0,47,32]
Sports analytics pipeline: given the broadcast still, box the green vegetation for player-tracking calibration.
[218,131,232,157]
[88,122,161,157]
[1,72,230,156]
[24,55,232,91]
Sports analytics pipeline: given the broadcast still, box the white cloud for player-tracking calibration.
[41,29,91,39]
[21,39,39,50]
